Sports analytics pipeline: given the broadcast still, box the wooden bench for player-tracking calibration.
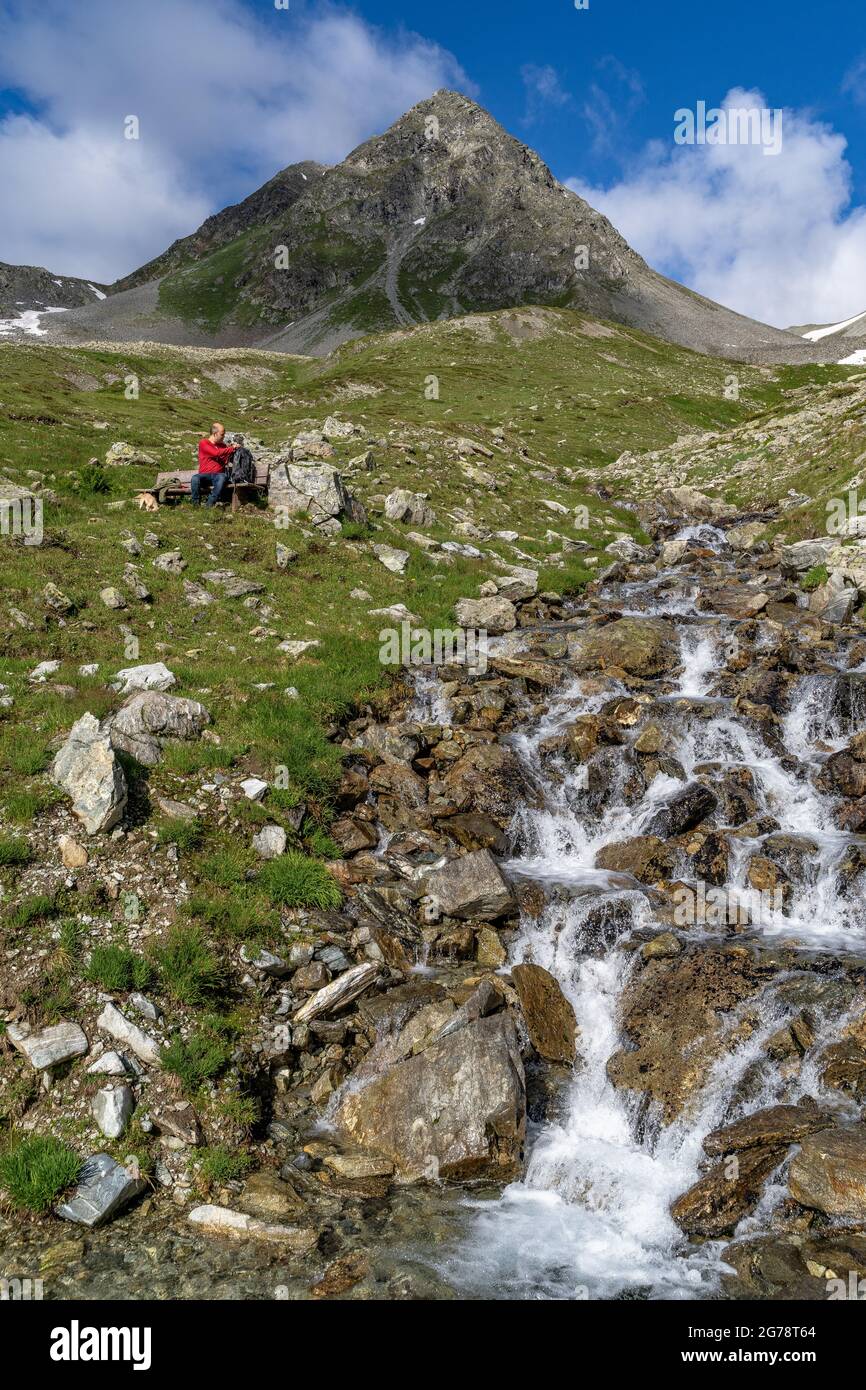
[147,463,269,513]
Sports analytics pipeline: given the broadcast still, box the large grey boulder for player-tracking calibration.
[808,571,856,624]
[7,1020,88,1070]
[268,460,351,529]
[52,712,128,834]
[56,1153,147,1227]
[334,1012,525,1181]
[384,489,435,527]
[455,596,516,634]
[107,691,211,767]
[658,486,737,521]
[423,848,515,920]
[779,538,833,573]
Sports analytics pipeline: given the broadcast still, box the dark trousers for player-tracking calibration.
[190,471,227,506]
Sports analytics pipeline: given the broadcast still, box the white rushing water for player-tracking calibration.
[440,529,864,1300]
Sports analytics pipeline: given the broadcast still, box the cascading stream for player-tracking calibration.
[440,526,865,1300]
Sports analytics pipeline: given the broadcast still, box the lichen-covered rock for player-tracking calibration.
[384,488,435,526]
[333,1013,525,1181]
[569,617,679,678]
[788,1126,866,1218]
[454,593,517,635]
[52,712,127,834]
[268,460,352,529]
[107,691,211,767]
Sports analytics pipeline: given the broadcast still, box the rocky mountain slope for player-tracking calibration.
[40,91,837,364]
[0,262,107,319]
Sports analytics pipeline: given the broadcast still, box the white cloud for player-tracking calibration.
[0,0,473,281]
[521,65,570,125]
[567,88,866,328]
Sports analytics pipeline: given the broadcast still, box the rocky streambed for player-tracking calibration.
[5,494,866,1301]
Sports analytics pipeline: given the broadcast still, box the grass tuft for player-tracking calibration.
[0,1134,81,1213]
[258,851,342,909]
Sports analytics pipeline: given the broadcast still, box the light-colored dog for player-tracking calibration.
[136,492,160,512]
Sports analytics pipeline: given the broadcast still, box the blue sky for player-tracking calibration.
[1,0,865,325]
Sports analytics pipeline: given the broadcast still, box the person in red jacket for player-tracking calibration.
[190,422,238,506]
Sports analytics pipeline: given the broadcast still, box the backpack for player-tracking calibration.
[227,447,256,486]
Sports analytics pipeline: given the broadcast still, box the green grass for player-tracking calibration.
[8,893,58,928]
[801,564,829,592]
[156,816,205,851]
[1,787,60,824]
[259,851,343,909]
[0,1134,81,1213]
[150,925,225,1006]
[158,228,273,331]
[0,835,31,866]
[194,1144,251,1190]
[160,1015,238,1092]
[184,884,280,942]
[85,944,153,992]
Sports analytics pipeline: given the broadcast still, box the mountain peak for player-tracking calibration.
[45,93,818,364]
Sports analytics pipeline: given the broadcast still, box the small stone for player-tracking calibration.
[372,543,410,574]
[59,834,89,869]
[99,587,127,610]
[252,824,287,859]
[110,662,176,694]
[92,1084,135,1139]
[240,777,269,801]
[187,1205,318,1251]
[87,1051,131,1076]
[130,992,161,1022]
[239,945,289,977]
[97,1002,161,1067]
[30,659,61,682]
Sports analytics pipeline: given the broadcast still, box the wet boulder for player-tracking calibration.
[569,617,680,679]
[703,1103,833,1157]
[819,1041,866,1101]
[511,963,577,1065]
[595,835,676,886]
[644,781,717,838]
[818,748,866,800]
[435,742,524,825]
[671,1143,787,1237]
[606,947,764,1121]
[422,848,515,920]
[333,1012,525,1181]
[788,1126,866,1218]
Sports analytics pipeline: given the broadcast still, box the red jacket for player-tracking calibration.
[198,438,236,475]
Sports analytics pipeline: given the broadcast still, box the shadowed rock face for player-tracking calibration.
[46,91,822,361]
